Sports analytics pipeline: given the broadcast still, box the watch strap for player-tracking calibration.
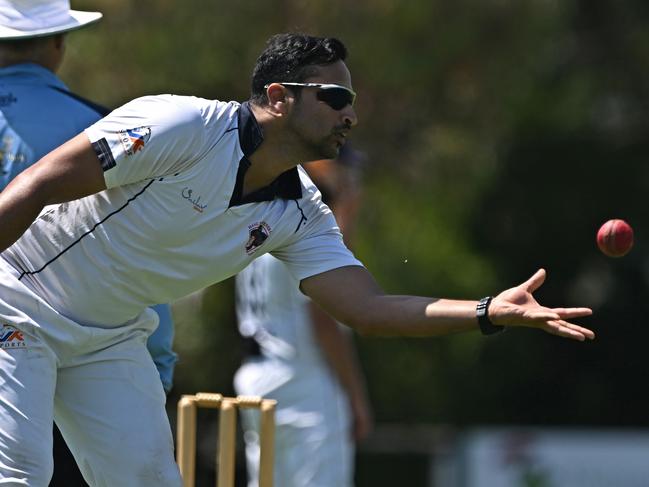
[476,296,505,335]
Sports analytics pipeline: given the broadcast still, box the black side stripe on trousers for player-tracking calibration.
[18,179,156,280]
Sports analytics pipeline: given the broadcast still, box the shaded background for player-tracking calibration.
[60,0,649,484]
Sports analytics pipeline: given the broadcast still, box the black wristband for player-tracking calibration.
[476,296,505,335]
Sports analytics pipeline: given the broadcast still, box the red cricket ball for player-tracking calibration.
[596,219,634,257]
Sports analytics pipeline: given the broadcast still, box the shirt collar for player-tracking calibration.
[229,102,302,207]
[237,101,264,157]
[0,63,68,91]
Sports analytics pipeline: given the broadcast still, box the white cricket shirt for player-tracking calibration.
[1,96,362,327]
[236,253,324,363]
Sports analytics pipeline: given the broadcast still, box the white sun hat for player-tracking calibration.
[0,0,102,40]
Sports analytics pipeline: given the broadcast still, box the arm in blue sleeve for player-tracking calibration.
[147,303,177,394]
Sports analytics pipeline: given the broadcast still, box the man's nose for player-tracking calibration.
[341,104,358,127]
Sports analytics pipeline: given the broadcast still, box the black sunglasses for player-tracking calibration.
[266,82,356,110]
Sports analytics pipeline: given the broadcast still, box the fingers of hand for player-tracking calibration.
[545,320,595,341]
[548,307,593,318]
[521,268,547,293]
[525,310,560,322]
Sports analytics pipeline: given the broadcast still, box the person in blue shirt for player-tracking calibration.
[0,0,177,394]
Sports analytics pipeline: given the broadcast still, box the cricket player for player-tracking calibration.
[235,150,372,487]
[0,31,594,486]
[0,0,177,395]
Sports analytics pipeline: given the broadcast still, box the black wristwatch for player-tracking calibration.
[476,296,505,335]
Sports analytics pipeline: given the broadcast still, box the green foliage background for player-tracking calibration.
[60,0,649,482]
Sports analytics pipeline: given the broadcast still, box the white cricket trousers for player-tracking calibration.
[234,358,354,487]
[0,261,182,486]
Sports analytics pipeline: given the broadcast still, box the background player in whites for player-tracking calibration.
[0,1,177,483]
[0,32,595,485]
[235,146,372,487]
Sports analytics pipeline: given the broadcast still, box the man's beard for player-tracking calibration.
[290,123,339,161]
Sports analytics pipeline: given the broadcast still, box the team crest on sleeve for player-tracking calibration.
[0,324,26,349]
[119,126,151,156]
[245,222,271,255]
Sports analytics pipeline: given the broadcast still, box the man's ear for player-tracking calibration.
[265,83,292,115]
[53,33,65,51]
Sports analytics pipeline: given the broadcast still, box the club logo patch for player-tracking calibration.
[0,324,26,349]
[119,126,151,156]
[245,222,271,255]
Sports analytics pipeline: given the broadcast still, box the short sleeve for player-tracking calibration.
[84,95,206,188]
[271,205,364,283]
[0,118,34,190]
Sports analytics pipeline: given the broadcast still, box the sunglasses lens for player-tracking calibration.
[317,87,355,110]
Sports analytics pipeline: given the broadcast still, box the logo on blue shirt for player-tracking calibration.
[0,93,17,107]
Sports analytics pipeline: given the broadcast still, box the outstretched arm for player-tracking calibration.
[300,266,594,341]
[0,133,104,251]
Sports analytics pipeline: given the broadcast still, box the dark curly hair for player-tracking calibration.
[250,33,348,105]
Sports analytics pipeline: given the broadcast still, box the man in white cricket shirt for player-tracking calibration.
[0,32,594,486]
[0,1,176,484]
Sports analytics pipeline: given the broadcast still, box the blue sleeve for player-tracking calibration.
[147,303,177,394]
[0,121,34,190]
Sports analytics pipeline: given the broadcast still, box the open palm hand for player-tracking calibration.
[489,269,595,341]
